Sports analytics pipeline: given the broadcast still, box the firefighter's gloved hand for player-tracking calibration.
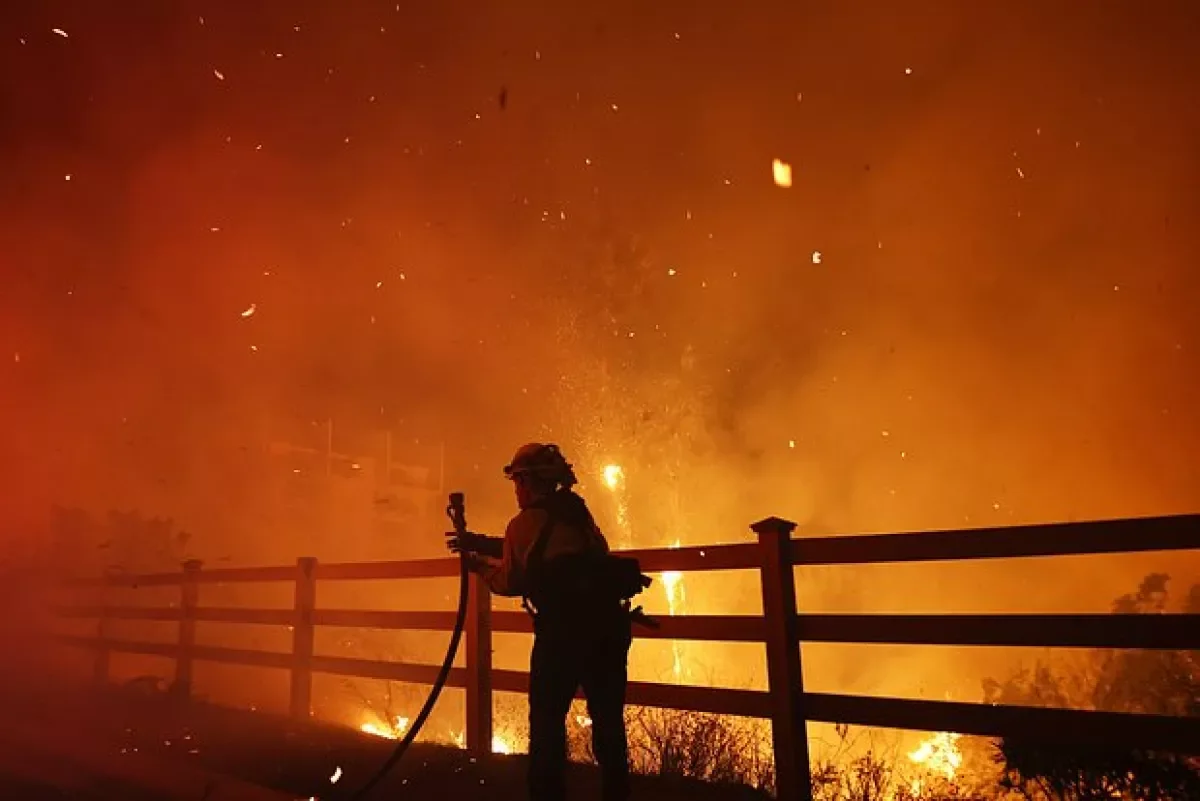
[446,530,490,554]
[446,530,478,554]
[446,531,504,558]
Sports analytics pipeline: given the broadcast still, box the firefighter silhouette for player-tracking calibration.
[448,443,634,801]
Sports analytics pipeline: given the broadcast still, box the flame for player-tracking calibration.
[907,731,962,782]
[772,158,793,188]
[600,464,632,548]
[601,464,624,490]
[441,729,519,754]
[662,540,688,681]
[360,714,409,739]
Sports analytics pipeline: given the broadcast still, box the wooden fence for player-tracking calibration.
[58,514,1200,801]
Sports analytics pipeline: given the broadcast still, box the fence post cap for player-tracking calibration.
[751,517,797,536]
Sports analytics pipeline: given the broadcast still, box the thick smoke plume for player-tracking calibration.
[1,0,1197,716]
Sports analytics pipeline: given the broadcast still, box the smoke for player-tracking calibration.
[1,0,1197,717]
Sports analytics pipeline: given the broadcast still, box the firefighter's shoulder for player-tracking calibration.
[504,506,551,550]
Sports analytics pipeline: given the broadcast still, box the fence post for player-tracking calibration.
[290,556,317,719]
[174,559,202,698]
[465,571,493,755]
[753,517,811,801]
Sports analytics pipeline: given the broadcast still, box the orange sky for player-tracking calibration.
[1,0,1197,562]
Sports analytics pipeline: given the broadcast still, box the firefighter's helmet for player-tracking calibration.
[503,443,577,488]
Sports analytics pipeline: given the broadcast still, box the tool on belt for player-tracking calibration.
[521,499,658,629]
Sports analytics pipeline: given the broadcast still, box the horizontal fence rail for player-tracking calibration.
[56,512,1200,801]
[790,513,1200,565]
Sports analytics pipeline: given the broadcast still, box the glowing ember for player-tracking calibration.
[771,158,793,188]
[907,731,962,781]
[360,715,409,739]
[575,715,592,728]
[601,464,624,490]
[329,765,342,783]
[240,303,257,318]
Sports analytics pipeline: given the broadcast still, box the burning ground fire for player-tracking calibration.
[906,730,963,792]
[359,714,518,755]
[359,714,409,739]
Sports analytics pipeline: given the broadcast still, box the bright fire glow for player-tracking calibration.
[360,714,409,739]
[446,729,518,754]
[602,464,624,490]
[600,463,632,548]
[907,731,963,781]
[662,539,687,680]
[772,158,793,187]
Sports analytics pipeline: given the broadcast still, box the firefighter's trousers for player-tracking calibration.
[528,606,633,801]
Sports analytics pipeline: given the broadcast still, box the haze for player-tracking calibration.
[1,0,1197,730]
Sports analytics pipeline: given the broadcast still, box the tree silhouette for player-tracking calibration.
[985,574,1200,800]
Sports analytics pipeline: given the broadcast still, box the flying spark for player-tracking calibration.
[812,251,822,264]
[772,158,793,188]
[52,28,69,38]
[240,304,257,318]
[330,766,342,784]
[213,69,225,81]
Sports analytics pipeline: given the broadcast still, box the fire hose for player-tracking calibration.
[342,491,472,800]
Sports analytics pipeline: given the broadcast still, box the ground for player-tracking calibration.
[0,672,769,801]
